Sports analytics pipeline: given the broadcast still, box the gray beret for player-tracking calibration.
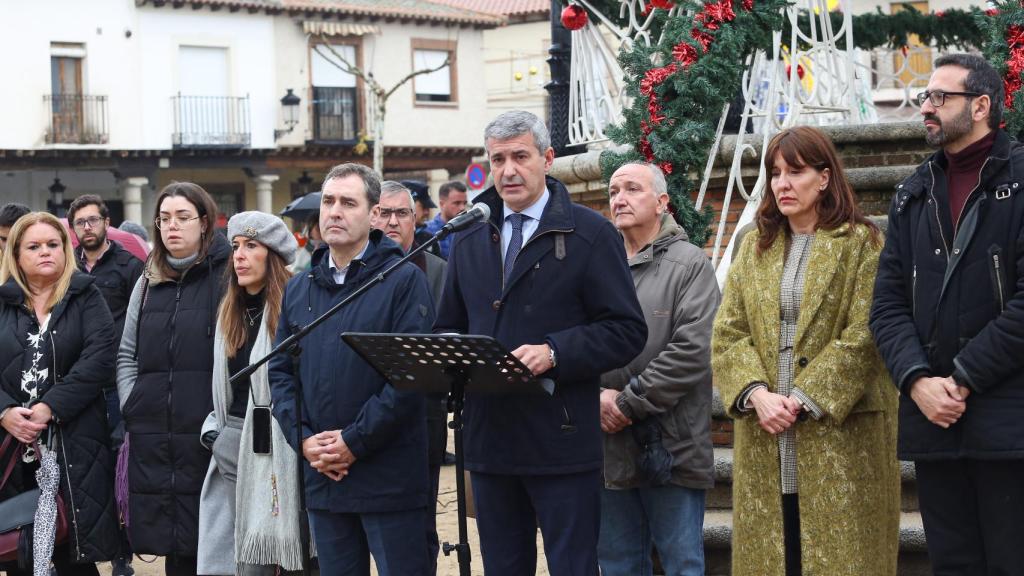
[227,211,299,265]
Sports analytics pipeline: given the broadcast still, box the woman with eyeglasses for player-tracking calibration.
[117,182,230,576]
[195,212,309,576]
[0,212,120,575]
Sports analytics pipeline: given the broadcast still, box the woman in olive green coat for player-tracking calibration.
[712,126,899,576]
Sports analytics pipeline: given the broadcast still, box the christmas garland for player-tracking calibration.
[589,0,787,246]
[562,0,1019,245]
[981,1,1024,138]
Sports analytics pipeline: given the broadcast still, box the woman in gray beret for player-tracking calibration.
[197,211,312,576]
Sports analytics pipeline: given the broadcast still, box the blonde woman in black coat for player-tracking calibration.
[0,212,120,575]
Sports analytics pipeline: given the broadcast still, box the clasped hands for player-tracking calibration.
[1,403,52,444]
[749,388,804,435]
[910,376,970,429]
[302,430,356,482]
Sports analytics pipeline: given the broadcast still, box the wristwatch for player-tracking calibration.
[548,347,557,369]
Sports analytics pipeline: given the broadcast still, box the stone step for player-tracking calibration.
[702,510,929,575]
[707,447,920,512]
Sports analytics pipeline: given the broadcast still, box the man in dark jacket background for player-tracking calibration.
[269,163,435,576]
[68,194,144,576]
[371,179,448,574]
[599,163,718,576]
[870,53,1024,574]
[68,195,144,426]
[435,110,647,575]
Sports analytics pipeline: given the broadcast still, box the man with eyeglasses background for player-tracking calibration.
[371,180,449,575]
[67,193,144,576]
[871,53,1024,574]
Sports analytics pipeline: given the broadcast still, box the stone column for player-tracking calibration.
[254,174,279,214]
[122,177,148,225]
[425,169,450,206]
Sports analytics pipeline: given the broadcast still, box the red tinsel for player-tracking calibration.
[560,4,588,31]
[640,64,679,97]
[1008,49,1024,77]
[704,0,736,23]
[1006,76,1021,109]
[660,161,674,175]
[638,137,655,161]
[691,28,714,52]
[1008,26,1024,49]
[672,41,700,67]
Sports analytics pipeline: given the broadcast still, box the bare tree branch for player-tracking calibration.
[383,55,451,100]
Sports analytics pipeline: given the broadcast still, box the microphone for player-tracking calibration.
[442,203,491,234]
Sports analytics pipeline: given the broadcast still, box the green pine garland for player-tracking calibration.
[570,0,1014,245]
[981,1,1024,138]
[600,0,787,246]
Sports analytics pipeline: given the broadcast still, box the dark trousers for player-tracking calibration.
[164,555,197,576]
[782,493,802,576]
[427,462,441,575]
[470,469,601,576]
[307,508,430,576]
[916,459,1024,576]
[3,545,100,576]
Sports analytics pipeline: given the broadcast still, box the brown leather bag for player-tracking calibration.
[0,435,69,563]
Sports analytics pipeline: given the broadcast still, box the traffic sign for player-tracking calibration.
[466,163,487,190]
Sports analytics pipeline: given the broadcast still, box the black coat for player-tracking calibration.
[120,236,229,556]
[434,176,647,475]
[269,231,435,513]
[0,272,120,563]
[870,130,1024,460]
[76,240,145,353]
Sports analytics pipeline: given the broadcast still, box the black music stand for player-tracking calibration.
[342,333,543,576]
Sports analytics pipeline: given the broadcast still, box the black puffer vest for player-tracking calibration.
[121,236,228,556]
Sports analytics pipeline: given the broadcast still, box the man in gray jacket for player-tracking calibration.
[599,162,719,576]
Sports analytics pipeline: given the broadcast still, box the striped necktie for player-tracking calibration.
[504,213,525,285]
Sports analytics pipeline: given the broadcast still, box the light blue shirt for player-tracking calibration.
[328,240,369,285]
[501,188,550,260]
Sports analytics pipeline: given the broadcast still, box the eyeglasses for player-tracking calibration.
[916,90,982,108]
[378,208,413,222]
[154,215,201,229]
[73,216,105,229]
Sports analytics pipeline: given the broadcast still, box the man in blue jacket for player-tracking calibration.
[435,110,647,575]
[269,163,436,576]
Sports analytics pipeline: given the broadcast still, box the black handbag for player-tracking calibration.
[0,435,69,567]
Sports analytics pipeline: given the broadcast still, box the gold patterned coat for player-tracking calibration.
[712,224,899,576]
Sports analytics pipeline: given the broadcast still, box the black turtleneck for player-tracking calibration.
[946,129,996,230]
[227,289,264,418]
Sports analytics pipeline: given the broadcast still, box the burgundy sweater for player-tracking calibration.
[946,130,996,230]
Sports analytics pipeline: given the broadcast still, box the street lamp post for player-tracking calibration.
[48,177,67,218]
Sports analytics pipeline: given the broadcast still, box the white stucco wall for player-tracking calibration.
[482,20,551,117]
[0,0,137,149]
[136,6,277,149]
[274,18,491,149]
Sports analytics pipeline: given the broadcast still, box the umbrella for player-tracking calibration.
[280,192,322,222]
[61,218,151,261]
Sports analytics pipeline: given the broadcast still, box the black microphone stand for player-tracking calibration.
[228,223,464,576]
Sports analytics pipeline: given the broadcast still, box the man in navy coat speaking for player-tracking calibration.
[435,110,647,575]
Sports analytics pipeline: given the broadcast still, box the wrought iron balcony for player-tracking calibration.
[311,86,359,143]
[44,94,109,145]
[171,94,251,148]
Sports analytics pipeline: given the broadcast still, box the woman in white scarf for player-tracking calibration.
[197,212,311,576]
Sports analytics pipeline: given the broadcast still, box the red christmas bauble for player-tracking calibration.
[649,0,676,8]
[560,4,588,31]
[786,64,805,80]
